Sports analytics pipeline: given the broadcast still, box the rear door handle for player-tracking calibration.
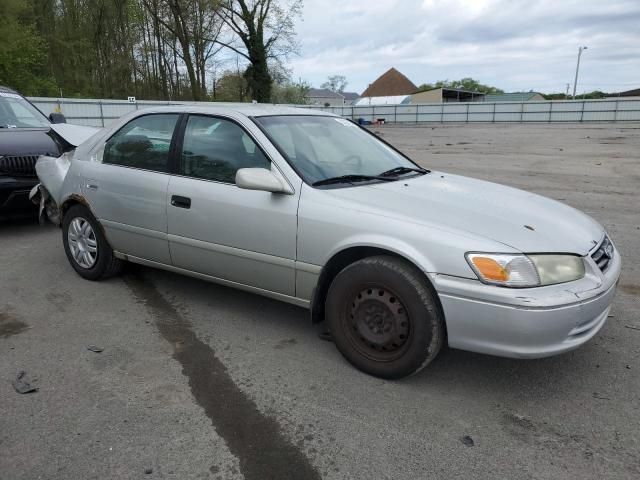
[171,195,191,209]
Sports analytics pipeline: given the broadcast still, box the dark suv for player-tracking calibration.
[0,85,67,218]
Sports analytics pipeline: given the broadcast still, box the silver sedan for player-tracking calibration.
[32,105,621,379]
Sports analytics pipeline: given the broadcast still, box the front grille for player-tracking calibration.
[0,155,39,176]
[591,235,614,272]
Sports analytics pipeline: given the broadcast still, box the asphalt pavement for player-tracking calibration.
[1,122,639,479]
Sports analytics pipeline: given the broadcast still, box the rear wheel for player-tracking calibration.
[326,256,444,379]
[62,204,123,280]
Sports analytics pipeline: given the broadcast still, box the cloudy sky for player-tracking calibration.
[288,0,640,95]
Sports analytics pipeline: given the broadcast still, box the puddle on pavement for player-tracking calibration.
[124,272,321,480]
[0,311,29,338]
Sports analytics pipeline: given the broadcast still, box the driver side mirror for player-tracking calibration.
[49,112,66,124]
[236,168,291,194]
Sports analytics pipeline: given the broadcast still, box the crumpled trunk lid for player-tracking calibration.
[50,124,100,148]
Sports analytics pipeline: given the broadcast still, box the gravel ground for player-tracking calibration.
[1,122,639,479]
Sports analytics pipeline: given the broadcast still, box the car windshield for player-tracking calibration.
[254,115,423,186]
[0,93,50,128]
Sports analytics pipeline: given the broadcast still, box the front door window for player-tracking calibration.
[180,115,270,183]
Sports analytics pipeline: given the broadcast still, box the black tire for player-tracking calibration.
[326,255,444,379]
[62,204,124,280]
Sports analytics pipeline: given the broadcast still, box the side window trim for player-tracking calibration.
[102,112,182,174]
[168,113,188,175]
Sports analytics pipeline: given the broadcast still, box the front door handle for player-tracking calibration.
[171,195,191,209]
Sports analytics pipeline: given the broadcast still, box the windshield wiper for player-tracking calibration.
[312,174,395,187]
[378,166,428,177]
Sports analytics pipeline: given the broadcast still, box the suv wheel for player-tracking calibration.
[326,256,444,379]
[62,204,123,280]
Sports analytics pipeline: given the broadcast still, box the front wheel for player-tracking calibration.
[62,204,124,280]
[326,256,444,379]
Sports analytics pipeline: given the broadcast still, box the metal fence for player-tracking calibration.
[27,97,213,127]
[306,98,640,123]
[28,96,640,127]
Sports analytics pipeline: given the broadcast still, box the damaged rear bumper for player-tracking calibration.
[29,152,73,224]
[29,183,60,224]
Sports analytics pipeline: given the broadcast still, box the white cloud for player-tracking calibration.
[289,0,640,94]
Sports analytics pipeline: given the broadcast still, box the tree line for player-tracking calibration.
[415,78,612,100]
[0,0,306,103]
[416,78,504,94]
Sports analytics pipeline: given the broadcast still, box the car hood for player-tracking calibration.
[327,172,603,255]
[0,128,60,157]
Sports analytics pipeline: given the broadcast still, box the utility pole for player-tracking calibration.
[572,46,588,99]
[565,83,570,98]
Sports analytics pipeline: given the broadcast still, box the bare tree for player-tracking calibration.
[216,0,302,102]
[22,0,298,101]
[321,75,348,93]
[141,0,223,100]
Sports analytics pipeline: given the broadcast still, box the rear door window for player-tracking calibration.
[103,114,179,173]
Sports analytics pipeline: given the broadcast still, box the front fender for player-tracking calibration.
[323,234,440,275]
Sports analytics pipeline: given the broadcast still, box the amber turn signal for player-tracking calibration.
[470,256,509,281]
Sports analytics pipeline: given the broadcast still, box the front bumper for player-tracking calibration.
[432,243,622,359]
[0,176,38,215]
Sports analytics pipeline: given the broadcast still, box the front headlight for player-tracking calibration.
[528,254,585,286]
[466,253,585,288]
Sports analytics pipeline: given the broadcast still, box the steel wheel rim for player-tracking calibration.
[345,286,411,362]
[68,217,98,269]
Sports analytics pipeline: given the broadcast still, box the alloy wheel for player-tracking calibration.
[67,217,98,269]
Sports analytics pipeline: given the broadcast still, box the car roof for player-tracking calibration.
[132,103,336,118]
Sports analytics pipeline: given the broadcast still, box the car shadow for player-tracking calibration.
[415,345,582,387]
[0,215,38,226]
[0,216,56,237]
[129,263,312,335]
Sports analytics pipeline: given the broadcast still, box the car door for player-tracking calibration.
[167,114,299,296]
[83,113,180,264]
